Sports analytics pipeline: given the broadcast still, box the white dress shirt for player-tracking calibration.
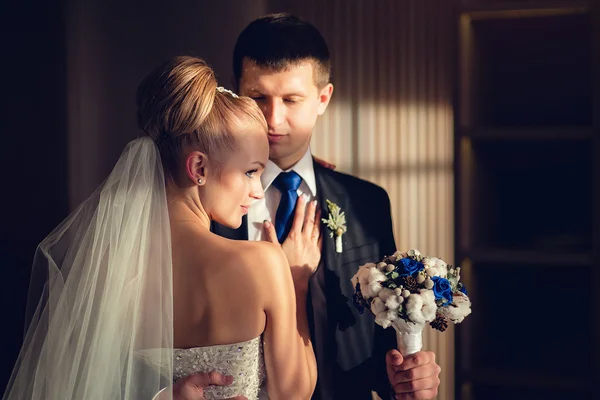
[247,148,317,241]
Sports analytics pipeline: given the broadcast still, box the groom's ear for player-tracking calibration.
[185,151,208,185]
[317,83,334,116]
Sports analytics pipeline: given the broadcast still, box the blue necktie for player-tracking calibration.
[273,171,302,243]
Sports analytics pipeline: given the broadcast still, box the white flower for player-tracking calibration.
[420,290,437,321]
[378,288,395,303]
[361,267,386,297]
[387,309,398,322]
[368,267,387,283]
[370,297,387,315]
[406,290,437,324]
[366,281,383,298]
[406,294,424,324]
[377,262,387,271]
[439,293,472,323]
[425,257,448,278]
[408,249,421,257]
[424,257,436,268]
[351,262,387,298]
[385,295,401,311]
[424,278,434,289]
[351,263,378,295]
[386,264,395,272]
[375,311,392,328]
[402,289,411,298]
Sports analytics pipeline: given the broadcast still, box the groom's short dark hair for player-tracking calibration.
[233,12,331,89]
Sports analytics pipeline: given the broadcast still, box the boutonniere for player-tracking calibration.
[322,199,347,253]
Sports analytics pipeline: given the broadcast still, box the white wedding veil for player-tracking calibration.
[3,137,173,400]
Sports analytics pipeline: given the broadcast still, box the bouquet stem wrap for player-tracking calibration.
[392,319,424,356]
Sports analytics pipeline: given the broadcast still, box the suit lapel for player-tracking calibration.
[314,162,347,275]
[210,216,249,240]
[314,161,377,372]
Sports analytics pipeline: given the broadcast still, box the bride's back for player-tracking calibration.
[135,55,272,349]
[171,222,270,348]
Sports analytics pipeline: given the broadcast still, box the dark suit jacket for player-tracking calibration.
[212,159,397,400]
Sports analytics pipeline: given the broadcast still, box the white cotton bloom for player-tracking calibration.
[375,311,392,328]
[351,262,375,288]
[385,295,401,311]
[425,257,448,278]
[378,288,395,303]
[368,267,387,284]
[387,309,398,322]
[370,297,387,315]
[439,293,472,323]
[420,290,437,322]
[366,281,383,298]
[424,278,434,289]
[408,249,421,257]
[406,293,425,324]
[406,290,437,324]
[353,263,386,298]
[363,267,387,297]
[424,257,437,268]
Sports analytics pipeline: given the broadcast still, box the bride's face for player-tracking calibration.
[202,124,269,228]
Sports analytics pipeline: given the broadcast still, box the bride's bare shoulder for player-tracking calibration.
[219,239,289,277]
[232,240,286,265]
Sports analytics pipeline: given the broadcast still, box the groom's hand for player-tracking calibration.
[166,371,247,400]
[386,349,441,400]
[263,195,322,289]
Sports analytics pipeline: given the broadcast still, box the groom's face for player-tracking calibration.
[239,59,332,170]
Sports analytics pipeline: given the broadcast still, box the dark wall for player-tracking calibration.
[0,0,69,390]
[0,0,271,391]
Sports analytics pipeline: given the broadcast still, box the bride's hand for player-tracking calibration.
[168,371,247,400]
[263,195,322,289]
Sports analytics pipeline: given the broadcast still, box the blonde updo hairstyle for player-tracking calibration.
[136,56,267,182]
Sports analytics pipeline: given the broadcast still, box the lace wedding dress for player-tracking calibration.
[138,337,268,400]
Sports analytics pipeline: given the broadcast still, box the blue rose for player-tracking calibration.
[460,284,468,295]
[398,257,424,276]
[431,276,453,303]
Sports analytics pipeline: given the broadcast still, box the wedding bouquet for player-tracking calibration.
[351,249,471,355]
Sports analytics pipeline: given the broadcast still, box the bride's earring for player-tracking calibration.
[197,178,203,185]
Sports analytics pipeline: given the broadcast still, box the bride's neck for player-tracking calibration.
[165,184,211,230]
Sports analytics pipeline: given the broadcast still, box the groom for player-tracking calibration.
[212,13,441,400]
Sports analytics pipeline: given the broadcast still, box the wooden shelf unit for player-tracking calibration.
[454,1,598,399]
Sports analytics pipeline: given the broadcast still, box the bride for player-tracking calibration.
[2,56,318,400]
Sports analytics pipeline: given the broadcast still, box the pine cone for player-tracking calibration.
[402,276,418,292]
[430,315,449,332]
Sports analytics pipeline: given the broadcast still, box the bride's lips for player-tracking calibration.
[268,134,286,143]
[241,205,250,214]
